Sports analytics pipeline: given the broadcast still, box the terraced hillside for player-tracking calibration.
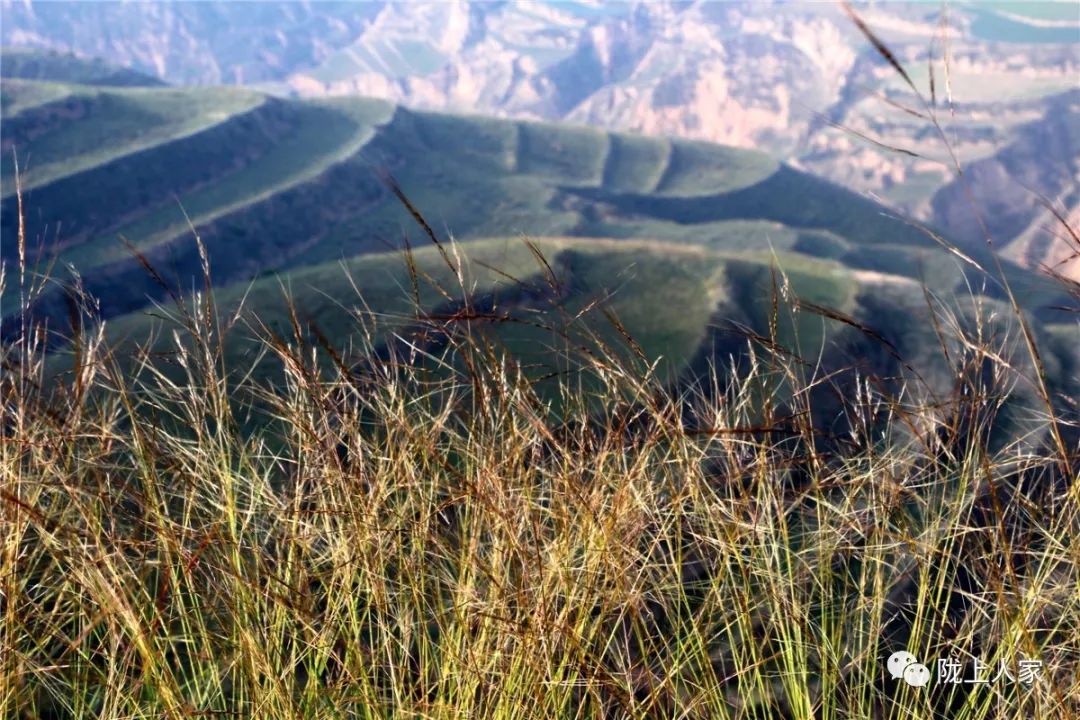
[5,1,1076,230]
[1,82,267,194]
[4,72,1070,333]
[4,69,1076,426]
[96,236,1078,447]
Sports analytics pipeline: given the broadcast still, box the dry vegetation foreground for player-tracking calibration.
[2,238,1079,719]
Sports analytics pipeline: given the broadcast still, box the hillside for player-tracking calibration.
[3,76,1071,335]
[3,0,1077,228]
[3,74,1076,446]
[99,237,830,384]
[0,46,164,87]
[78,233,1075,458]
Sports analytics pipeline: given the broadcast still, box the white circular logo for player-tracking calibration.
[887,650,918,680]
[903,662,931,687]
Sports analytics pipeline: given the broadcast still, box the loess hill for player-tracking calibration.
[2,56,1077,440]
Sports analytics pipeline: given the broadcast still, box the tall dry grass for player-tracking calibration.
[2,199,1078,719]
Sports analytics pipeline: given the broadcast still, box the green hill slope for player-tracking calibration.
[90,236,863,408]
[90,235,1075,447]
[0,47,165,87]
[100,237,732,385]
[2,77,1072,361]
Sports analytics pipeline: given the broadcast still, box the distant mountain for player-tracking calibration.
[930,89,1080,281]
[2,0,1076,238]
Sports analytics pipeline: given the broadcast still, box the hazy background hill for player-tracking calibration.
[3,0,1078,278]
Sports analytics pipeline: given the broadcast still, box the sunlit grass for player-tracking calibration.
[2,223,1077,718]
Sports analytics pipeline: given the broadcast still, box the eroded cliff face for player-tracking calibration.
[274,2,861,157]
[928,90,1080,277]
[1,0,385,85]
[3,0,1077,265]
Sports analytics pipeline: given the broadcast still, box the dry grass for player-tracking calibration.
[2,209,1078,719]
